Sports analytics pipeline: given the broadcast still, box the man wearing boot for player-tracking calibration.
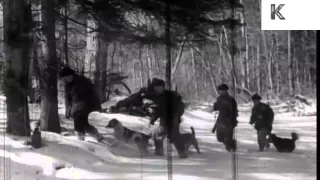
[59,67,104,142]
[212,83,238,152]
[249,94,274,151]
[144,78,188,159]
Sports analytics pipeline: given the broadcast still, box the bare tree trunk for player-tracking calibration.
[146,45,153,79]
[274,31,280,95]
[94,34,101,103]
[308,68,312,94]
[28,39,40,103]
[110,42,116,70]
[256,0,262,95]
[267,55,273,93]
[132,60,136,80]
[239,51,246,88]
[153,45,160,72]
[244,26,249,89]
[184,64,190,95]
[165,2,172,90]
[203,72,207,90]
[262,31,273,93]
[256,42,261,94]
[288,30,294,96]
[275,63,280,95]
[171,38,186,79]
[39,0,61,133]
[292,31,304,95]
[303,67,308,95]
[63,3,69,65]
[106,43,116,101]
[3,0,32,136]
[63,2,69,116]
[206,63,218,97]
[164,2,173,179]
[85,16,98,79]
[138,45,144,86]
[191,44,218,96]
[99,42,108,102]
[118,44,123,73]
[295,57,301,94]
[190,48,199,97]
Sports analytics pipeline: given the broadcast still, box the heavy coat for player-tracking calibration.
[250,102,274,131]
[146,90,185,127]
[213,93,238,130]
[65,74,102,119]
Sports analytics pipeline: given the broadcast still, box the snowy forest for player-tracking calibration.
[0,0,317,179]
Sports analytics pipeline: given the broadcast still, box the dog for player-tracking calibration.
[105,118,152,155]
[268,132,299,153]
[180,127,201,154]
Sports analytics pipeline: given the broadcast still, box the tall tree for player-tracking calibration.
[3,0,32,136]
[287,30,294,96]
[39,0,61,133]
[164,0,172,90]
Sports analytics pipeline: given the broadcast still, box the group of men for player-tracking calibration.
[59,67,275,159]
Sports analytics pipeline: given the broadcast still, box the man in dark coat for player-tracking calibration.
[59,67,103,141]
[108,91,153,117]
[249,93,274,151]
[143,78,187,159]
[212,83,238,152]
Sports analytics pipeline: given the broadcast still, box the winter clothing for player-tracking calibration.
[151,78,165,87]
[216,126,236,151]
[63,73,103,141]
[143,79,187,158]
[59,67,75,78]
[213,93,238,151]
[217,83,229,91]
[115,92,144,108]
[213,93,238,128]
[251,93,262,101]
[249,102,274,131]
[148,91,184,127]
[257,128,270,151]
[250,101,274,151]
[109,91,156,117]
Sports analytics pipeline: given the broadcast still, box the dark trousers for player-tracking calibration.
[72,112,101,139]
[257,128,270,151]
[153,121,186,157]
[216,126,235,151]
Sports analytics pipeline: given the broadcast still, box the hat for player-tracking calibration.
[151,78,165,87]
[251,93,262,101]
[217,83,229,91]
[59,67,75,78]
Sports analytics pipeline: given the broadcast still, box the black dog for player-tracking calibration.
[180,127,201,154]
[268,132,299,153]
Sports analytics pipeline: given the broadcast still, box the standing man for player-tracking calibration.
[59,67,104,142]
[249,94,274,151]
[144,78,187,159]
[212,83,238,152]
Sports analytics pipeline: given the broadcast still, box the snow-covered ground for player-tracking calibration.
[0,96,317,180]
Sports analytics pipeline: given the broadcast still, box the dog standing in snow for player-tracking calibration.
[268,132,299,153]
[180,127,201,154]
[105,118,152,156]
